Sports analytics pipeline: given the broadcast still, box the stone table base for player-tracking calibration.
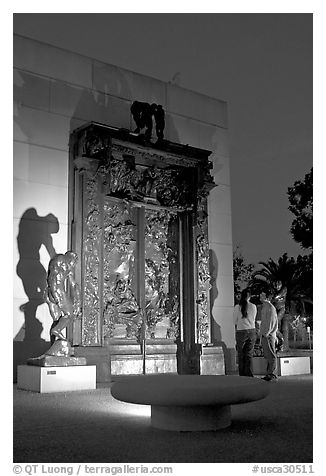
[151,404,231,431]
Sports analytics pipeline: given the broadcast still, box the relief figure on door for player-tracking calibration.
[104,278,142,340]
[102,200,142,340]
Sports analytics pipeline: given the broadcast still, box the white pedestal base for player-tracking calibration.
[279,356,311,376]
[200,346,225,375]
[252,356,311,376]
[17,365,96,393]
[151,404,231,431]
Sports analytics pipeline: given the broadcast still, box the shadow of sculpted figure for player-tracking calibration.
[44,251,81,343]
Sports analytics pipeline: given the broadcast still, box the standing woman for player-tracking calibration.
[233,289,257,377]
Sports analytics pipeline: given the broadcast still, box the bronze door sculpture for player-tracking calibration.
[69,122,215,375]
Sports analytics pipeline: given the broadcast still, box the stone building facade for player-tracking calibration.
[13,34,235,380]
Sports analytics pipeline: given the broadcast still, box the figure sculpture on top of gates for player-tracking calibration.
[151,104,165,141]
[130,101,165,141]
[44,251,81,348]
[130,101,154,140]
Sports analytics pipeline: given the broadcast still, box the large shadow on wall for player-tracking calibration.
[209,249,234,373]
[14,208,59,380]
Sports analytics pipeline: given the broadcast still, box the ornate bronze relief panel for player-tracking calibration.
[195,192,211,345]
[79,175,182,345]
[144,208,180,340]
[82,178,102,345]
[102,199,141,341]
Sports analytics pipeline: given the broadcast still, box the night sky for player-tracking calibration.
[13,13,313,267]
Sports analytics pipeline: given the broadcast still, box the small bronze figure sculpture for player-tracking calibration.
[44,251,81,343]
[27,251,83,364]
[130,101,154,139]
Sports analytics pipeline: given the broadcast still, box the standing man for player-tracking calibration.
[259,290,278,381]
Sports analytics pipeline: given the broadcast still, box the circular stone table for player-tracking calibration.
[111,374,270,431]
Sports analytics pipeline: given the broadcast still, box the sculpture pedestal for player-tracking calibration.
[278,356,311,376]
[108,339,178,376]
[144,340,178,374]
[200,345,225,375]
[252,356,311,376]
[17,365,96,393]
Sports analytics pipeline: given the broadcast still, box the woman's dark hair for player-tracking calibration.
[239,288,251,318]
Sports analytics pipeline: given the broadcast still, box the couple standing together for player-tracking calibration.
[233,288,278,381]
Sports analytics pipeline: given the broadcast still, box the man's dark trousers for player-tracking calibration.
[261,334,277,377]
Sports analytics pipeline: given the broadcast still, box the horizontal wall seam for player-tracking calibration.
[210,273,234,278]
[165,111,228,130]
[208,212,232,216]
[14,67,100,100]
[13,139,68,154]
[13,177,68,190]
[211,182,231,187]
[210,183,231,188]
[211,306,234,309]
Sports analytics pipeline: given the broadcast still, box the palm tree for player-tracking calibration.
[249,253,311,351]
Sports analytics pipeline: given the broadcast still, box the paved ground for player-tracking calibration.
[13,375,313,463]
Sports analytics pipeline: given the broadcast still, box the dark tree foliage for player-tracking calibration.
[249,252,313,349]
[295,253,313,306]
[249,252,312,314]
[233,246,255,302]
[250,253,295,299]
[287,168,312,249]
